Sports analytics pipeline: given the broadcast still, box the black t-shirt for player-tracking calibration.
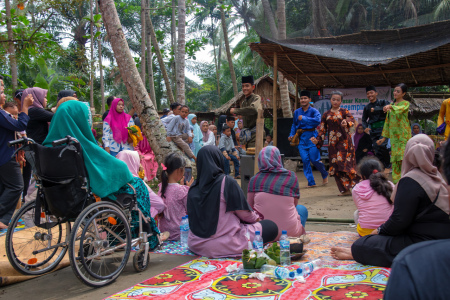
[230,128,238,146]
[26,107,54,144]
[102,109,110,121]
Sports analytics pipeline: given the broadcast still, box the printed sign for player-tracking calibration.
[321,87,392,120]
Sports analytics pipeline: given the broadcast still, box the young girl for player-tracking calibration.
[158,153,194,241]
[352,157,394,236]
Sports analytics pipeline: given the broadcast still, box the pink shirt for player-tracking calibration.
[188,178,262,258]
[352,179,394,229]
[158,183,189,241]
[248,192,305,240]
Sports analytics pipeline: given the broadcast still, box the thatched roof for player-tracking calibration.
[249,20,450,90]
[213,74,296,115]
[409,93,449,119]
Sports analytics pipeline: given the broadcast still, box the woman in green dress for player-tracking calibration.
[43,100,161,248]
[377,83,411,183]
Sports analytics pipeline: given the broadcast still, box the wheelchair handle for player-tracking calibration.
[52,135,79,147]
[8,137,35,147]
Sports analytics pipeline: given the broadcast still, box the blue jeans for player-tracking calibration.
[296,204,308,228]
[223,154,240,177]
[298,146,328,186]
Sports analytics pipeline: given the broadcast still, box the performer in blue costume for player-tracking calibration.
[288,91,329,187]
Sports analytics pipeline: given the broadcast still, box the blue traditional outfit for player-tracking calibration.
[289,92,328,186]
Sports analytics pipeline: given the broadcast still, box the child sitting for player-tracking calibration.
[353,157,394,236]
[166,105,196,161]
[265,134,273,146]
[158,153,194,241]
[219,125,240,179]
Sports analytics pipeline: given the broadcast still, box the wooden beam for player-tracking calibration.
[273,52,278,147]
[295,73,299,111]
[405,57,418,85]
[314,54,345,86]
[285,55,319,88]
[296,62,450,77]
[378,65,392,86]
[254,109,264,174]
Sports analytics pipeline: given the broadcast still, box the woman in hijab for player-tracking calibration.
[411,123,423,136]
[248,146,306,240]
[43,101,161,248]
[116,151,168,238]
[187,146,278,258]
[200,121,215,146]
[331,134,450,267]
[102,98,135,156]
[21,87,52,200]
[188,114,202,156]
[353,124,373,164]
[136,136,158,181]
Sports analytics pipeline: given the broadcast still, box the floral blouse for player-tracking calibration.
[102,119,135,152]
[316,108,358,176]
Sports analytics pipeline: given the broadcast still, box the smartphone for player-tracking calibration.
[184,167,192,185]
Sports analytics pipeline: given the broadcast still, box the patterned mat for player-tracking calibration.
[0,219,25,238]
[107,231,390,300]
[154,241,197,256]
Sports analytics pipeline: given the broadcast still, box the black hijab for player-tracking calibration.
[57,90,76,103]
[187,145,252,238]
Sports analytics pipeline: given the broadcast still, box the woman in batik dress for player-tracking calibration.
[377,83,411,184]
[311,91,361,196]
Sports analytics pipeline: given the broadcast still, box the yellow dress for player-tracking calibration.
[438,98,450,139]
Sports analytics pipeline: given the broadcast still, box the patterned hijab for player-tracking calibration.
[200,120,211,142]
[104,98,132,144]
[391,134,449,214]
[21,87,47,109]
[248,146,300,198]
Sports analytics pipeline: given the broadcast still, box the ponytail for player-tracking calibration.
[160,153,186,198]
[358,157,393,205]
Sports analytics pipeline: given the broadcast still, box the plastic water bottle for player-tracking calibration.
[252,231,263,253]
[180,215,189,248]
[260,265,290,279]
[290,259,322,278]
[279,230,291,266]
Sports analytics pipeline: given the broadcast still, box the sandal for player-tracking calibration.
[234,175,241,179]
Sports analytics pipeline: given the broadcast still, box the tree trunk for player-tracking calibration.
[99,0,188,165]
[171,0,177,97]
[276,0,292,118]
[145,8,175,104]
[96,3,105,113]
[211,17,220,98]
[146,0,157,108]
[5,0,18,92]
[176,0,186,104]
[140,0,146,82]
[219,2,238,97]
[261,0,278,39]
[89,0,95,111]
[311,0,327,37]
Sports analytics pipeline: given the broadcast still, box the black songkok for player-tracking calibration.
[366,85,377,93]
[242,76,254,85]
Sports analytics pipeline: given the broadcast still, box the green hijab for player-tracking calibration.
[43,100,133,198]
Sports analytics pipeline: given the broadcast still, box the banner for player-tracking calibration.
[321,87,392,121]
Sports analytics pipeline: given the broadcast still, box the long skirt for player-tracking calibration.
[333,171,361,193]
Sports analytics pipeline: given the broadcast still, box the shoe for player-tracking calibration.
[234,175,241,179]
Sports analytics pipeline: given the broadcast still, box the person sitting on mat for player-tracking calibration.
[187,146,278,258]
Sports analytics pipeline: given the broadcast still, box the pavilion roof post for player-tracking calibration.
[295,73,299,111]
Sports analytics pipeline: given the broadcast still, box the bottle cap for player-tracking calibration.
[185,215,188,218]
[282,230,287,234]
[297,268,303,275]
[289,271,296,278]
[182,216,186,220]
[255,231,260,235]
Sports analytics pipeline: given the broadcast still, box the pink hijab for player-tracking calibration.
[21,87,47,109]
[116,150,140,177]
[104,98,131,144]
[391,134,449,214]
[200,120,211,142]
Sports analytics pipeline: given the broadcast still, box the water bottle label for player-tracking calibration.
[274,267,287,279]
[279,240,290,250]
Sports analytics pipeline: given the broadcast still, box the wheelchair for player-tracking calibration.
[6,136,162,287]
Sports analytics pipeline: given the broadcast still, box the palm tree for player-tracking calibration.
[5,0,18,91]
[176,0,187,104]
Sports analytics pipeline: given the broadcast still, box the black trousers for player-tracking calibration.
[0,159,23,225]
[384,240,450,300]
[370,129,390,168]
[259,219,278,243]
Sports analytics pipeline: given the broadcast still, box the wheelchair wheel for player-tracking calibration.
[68,202,131,287]
[5,201,69,275]
[133,249,150,272]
